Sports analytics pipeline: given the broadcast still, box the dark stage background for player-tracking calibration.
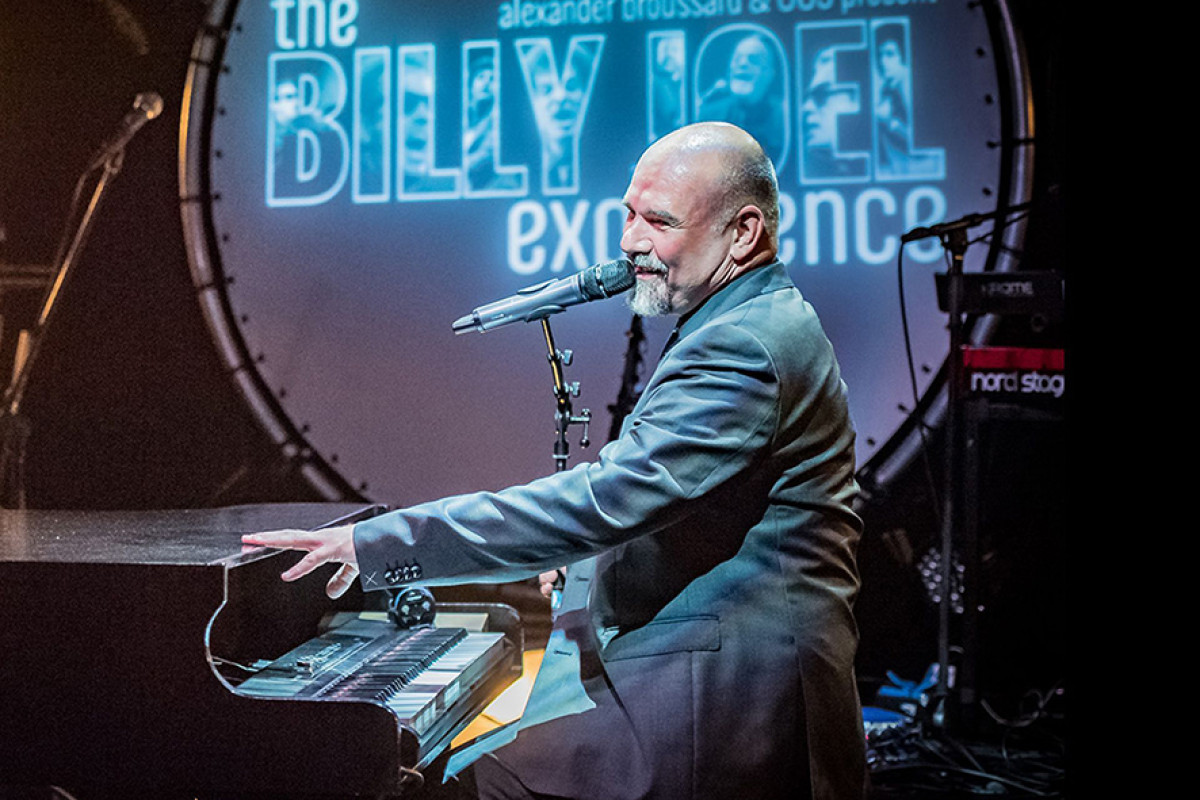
[0,0,1067,779]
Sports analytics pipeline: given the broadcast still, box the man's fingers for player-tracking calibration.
[242,524,358,585]
[281,548,333,582]
[241,529,323,550]
[538,568,566,597]
[327,563,359,599]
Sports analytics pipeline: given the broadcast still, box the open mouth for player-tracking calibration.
[632,256,668,278]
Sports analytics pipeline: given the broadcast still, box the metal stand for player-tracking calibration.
[539,311,650,600]
[0,150,128,509]
[537,317,591,614]
[539,318,592,474]
[931,228,969,728]
[905,197,1057,731]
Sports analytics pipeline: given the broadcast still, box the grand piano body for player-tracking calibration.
[0,503,523,798]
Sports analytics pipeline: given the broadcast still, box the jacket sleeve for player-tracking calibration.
[353,321,780,592]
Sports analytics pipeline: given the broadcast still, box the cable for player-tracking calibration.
[867,710,1065,798]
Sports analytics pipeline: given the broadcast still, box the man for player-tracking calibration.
[697,33,786,165]
[517,37,601,192]
[244,122,867,800]
[801,46,867,182]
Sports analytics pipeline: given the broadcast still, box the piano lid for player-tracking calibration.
[0,502,384,566]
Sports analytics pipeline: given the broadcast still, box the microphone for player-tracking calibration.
[453,258,635,334]
[900,197,1040,244]
[88,92,164,168]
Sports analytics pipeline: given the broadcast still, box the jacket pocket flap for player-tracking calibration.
[602,616,720,661]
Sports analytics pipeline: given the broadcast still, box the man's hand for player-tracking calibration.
[539,568,566,599]
[241,523,359,599]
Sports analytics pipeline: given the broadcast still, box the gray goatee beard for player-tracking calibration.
[626,254,672,317]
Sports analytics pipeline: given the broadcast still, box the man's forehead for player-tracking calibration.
[626,147,720,208]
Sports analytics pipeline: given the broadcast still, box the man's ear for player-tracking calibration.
[729,204,766,261]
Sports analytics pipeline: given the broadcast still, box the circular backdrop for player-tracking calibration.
[180,0,1031,506]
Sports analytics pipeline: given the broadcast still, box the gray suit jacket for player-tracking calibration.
[355,261,866,800]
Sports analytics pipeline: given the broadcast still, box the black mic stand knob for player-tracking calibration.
[573,410,591,448]
[387,587,437,629]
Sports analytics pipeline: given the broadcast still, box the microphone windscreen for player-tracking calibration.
[580,258,635,300]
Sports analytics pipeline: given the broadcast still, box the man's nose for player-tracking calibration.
[620,219,649,254]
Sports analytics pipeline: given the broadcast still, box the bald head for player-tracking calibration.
[620,123,781,316]
[642,123,780,250]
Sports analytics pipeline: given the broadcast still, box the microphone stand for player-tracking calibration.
[540,318,591,474]
[538,317,593,617]
[903,198,1040,731]
[0,149,128,509]
[931,226,968,729]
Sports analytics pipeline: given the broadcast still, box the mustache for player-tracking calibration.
[631,253,668,275]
